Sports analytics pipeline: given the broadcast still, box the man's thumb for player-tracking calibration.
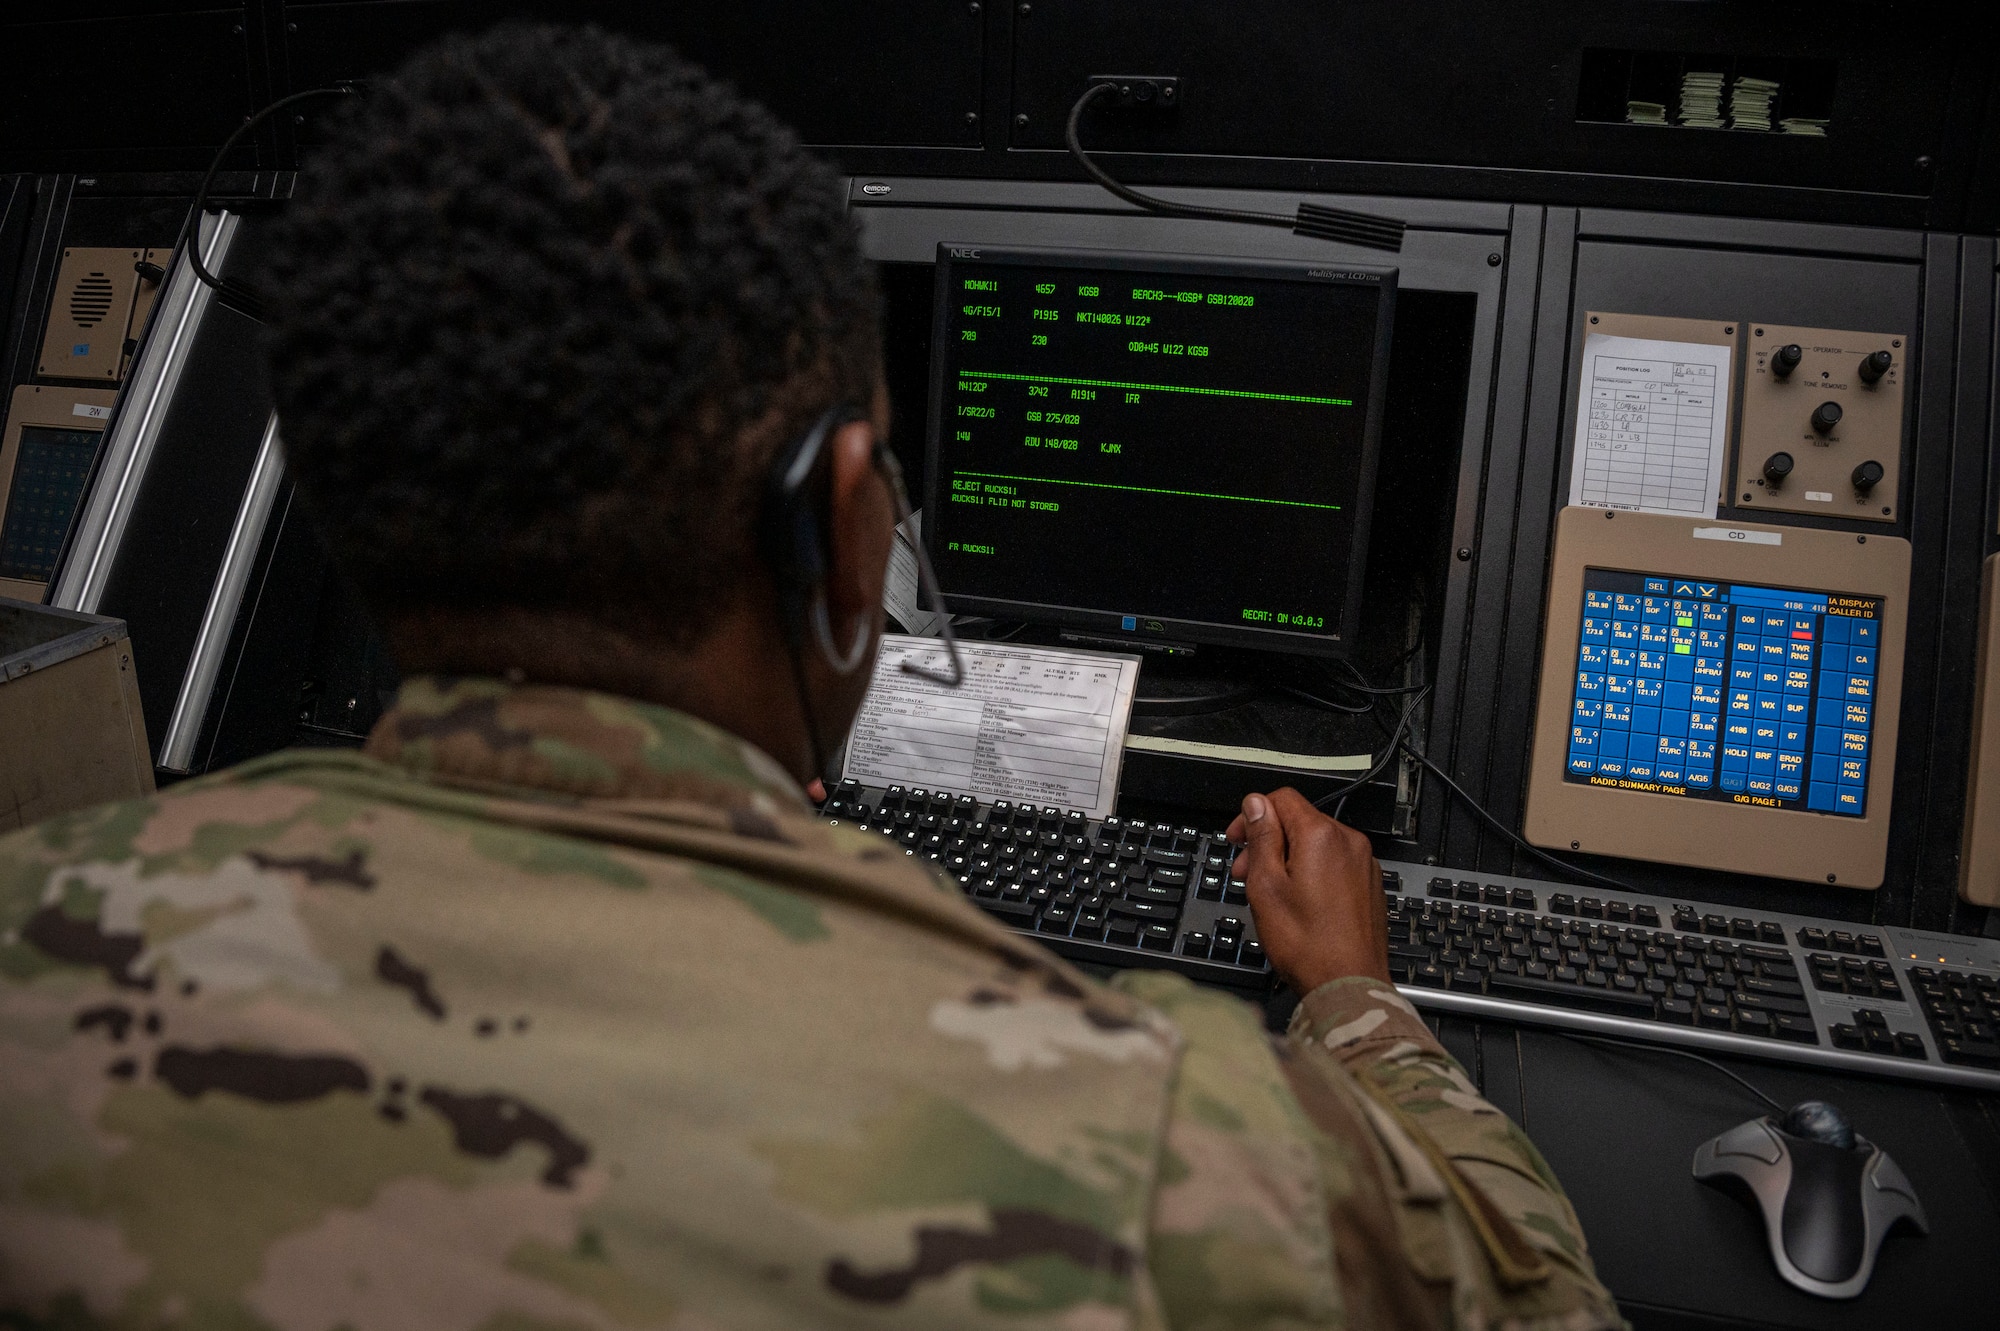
[1237,793,1286,873]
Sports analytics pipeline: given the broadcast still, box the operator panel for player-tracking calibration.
[0,384,118,603]
[1562,572,1881,816]
[1526,508,1909,887]
[1733,324,1907,524]
[923,245,1395,655]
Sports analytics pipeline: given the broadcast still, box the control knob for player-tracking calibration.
[1811,401,1843,435]
[1858,350,1893,385]
[1852,460,1885,493]
[1771,344,1803,377]
[1763,452,1794,487]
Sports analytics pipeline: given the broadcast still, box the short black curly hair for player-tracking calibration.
[257,23,881,644]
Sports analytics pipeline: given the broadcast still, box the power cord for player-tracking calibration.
[183,84,363,318]
[1557,1032,1787,1116]
[1063,83,1406,253]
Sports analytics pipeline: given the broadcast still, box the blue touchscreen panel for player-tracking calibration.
[1564,570,1881,818]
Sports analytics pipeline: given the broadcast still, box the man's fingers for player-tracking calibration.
[1264,786,1332,837]
[1267,787,1373,869]
[1231,787,1392,991]
[1234,792,1289,884]
[1231,788,1315,846]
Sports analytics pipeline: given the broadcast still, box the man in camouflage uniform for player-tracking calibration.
[0,24,1624,1331]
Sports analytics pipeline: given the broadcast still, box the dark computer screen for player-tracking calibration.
[0,424,102,582]
[1562,569,1881,817]
[922,246,1395,654]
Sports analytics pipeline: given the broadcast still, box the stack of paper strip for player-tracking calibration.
[1728,76,1779,131]
[1679,71,1726,128]
[1779,117,1829,137]
[1626,99,1669,126]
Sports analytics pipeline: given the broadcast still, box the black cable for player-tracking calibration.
[1344,680,1430,697]
[1065,83,1297,228]
[1320,653,1640,894]
[1558,1032,1787,1116]
[1398,739,1642,895]
[1332,654,1427,696]
[1312,684,1430,810]
[1062,84,1406,252]
[778,628,833,788]
[1277,684,1375,716]
[1131,684,1264,717]
[183,85,361,317]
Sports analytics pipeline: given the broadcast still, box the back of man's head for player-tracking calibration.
[258,23,881,647]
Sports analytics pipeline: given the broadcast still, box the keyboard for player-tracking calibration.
[822,781,1275,986]
[821,780,2000,1091]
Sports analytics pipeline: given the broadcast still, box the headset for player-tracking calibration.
[759,404,964,780]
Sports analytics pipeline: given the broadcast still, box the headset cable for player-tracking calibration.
[1064,82,1406,253]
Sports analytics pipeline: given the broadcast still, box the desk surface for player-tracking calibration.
[1429,1015,2000,1330]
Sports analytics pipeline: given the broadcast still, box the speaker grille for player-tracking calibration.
[70,273,116,328]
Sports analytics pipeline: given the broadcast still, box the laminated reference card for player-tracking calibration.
[842,634,1141,819]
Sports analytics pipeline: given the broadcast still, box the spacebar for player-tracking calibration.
[1486,974,1658,1020]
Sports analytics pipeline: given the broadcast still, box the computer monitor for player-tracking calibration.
[921,245,1395,655]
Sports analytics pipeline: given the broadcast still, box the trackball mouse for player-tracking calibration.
[1692,1100,1928,1299]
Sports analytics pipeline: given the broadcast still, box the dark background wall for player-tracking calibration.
[1,1,1994,230]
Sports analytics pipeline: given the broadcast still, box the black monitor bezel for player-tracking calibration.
[920,243,1397,657]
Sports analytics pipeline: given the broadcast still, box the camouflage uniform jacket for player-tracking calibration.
[0,678,1625,1331]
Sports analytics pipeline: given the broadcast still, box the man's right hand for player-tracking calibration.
[1226,788,1390,992]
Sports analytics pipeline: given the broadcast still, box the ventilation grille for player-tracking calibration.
[69,273,117,328]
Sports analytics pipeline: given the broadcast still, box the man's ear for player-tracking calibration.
[824,421,894,627]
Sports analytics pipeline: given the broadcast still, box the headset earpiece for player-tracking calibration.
[759,403,867,781]
[758,405,858,647]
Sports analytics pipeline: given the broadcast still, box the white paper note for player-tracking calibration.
[1569,333,1732,517]
[881,510,949,638]
[1122,733,1371,773]
[842,634,1141,818]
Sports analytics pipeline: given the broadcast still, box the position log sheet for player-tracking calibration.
[842,635,1141,819]
[1568,332,1732,517]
